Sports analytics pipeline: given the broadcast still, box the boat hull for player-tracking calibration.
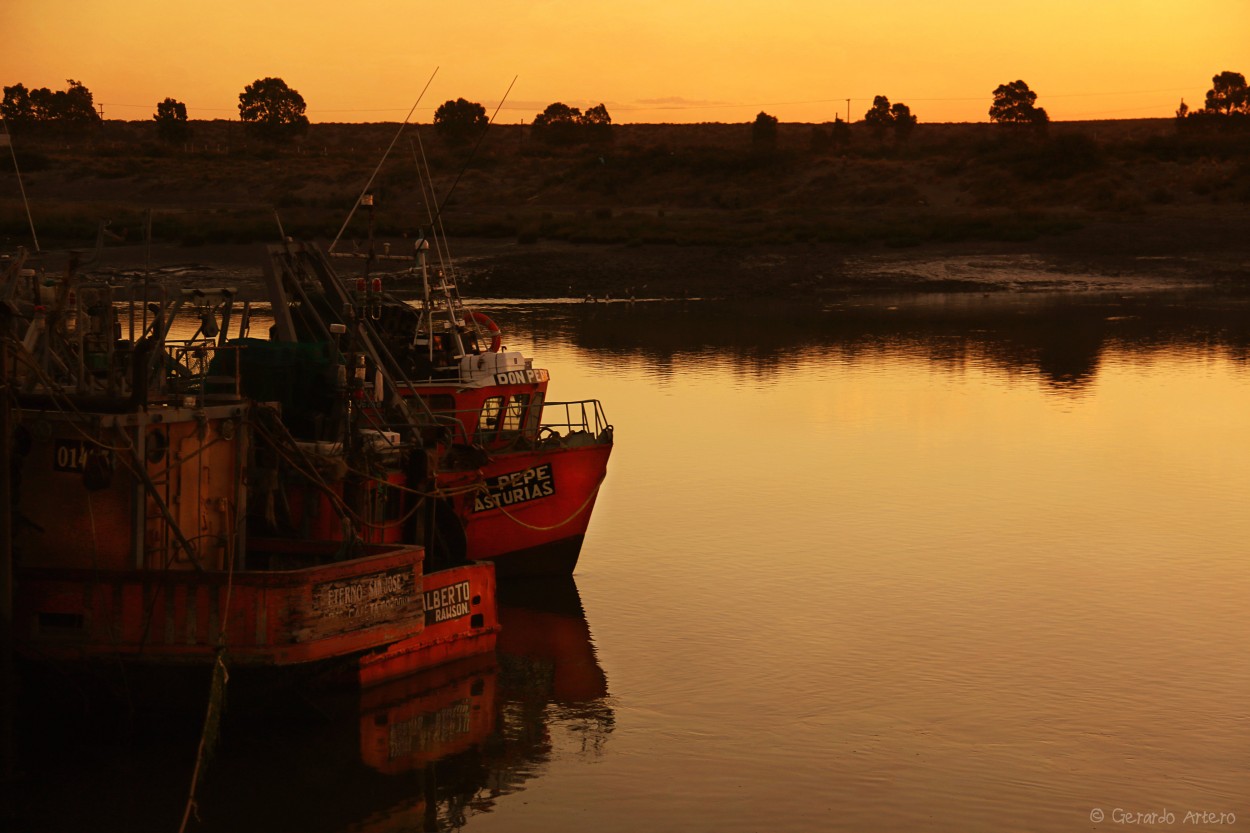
[447,442,612,578]
[14,544,498,684]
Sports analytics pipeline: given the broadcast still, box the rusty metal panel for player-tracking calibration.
[163,583,176,645]
[208,586,220,644]
[255,594,268,646]
[18,425,135,569]
[185,583,198,645]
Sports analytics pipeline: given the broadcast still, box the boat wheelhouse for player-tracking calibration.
[246,238,614,578]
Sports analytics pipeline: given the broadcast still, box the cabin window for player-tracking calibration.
[476,396,506,442]
[502,394,529,432]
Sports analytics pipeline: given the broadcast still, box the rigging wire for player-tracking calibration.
[329,67,440,254]
[404,76,517,347]
[432,76,517,223]
[1,114,40,252]
[410,130,466,333]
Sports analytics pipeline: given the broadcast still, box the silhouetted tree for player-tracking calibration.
[1203,70,1248,115]
[752,111,778,152]
[154,97,190,143]
[40,79,99,124]
[528,102,613,145]
[864,95,894,136]
[2,79,100,131]
[1173,97,1202,132]
[238,77,309,142]
[532,102,583,145]
[1175,72,1249,132]
[1,83,35,127]
[433,97,488,145]
[28,87,56,121]
[890,102,917,140]
[989,80,1049,129]
[581,103,613,142]
[864,96,918,141]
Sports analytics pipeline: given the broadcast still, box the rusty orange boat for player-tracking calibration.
[3,250,497,685]
[248,239,614,578]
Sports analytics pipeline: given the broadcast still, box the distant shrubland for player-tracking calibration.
[1,114,1248,253]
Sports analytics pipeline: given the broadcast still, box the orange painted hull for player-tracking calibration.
[15,543,498,684]
[443,442,612,577]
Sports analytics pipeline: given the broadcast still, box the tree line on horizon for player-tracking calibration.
[431,98,613,146]
[3,71,1248,149]
[1174,70,1250,127]
[0,77,618,148]
[0,80,100,129]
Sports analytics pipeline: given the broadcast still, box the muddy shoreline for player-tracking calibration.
[31,215,1250,303]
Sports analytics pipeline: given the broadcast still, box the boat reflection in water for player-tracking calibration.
[18,577,610,833]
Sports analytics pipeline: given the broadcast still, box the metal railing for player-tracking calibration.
[539,399,612,440]
[396,397,612,446]
[358,396,613,453]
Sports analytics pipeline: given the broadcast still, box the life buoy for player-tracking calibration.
[462,310,502,352]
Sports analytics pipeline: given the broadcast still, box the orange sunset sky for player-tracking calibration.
[2,0,1247,125]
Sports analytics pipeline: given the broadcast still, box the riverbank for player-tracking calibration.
[53,205,1250,303]
[450,209,1250,299]
[6,118,1249,298]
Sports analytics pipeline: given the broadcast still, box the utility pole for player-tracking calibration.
[846,99,851,123]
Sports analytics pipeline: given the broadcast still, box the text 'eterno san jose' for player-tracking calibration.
[313,568,413,620]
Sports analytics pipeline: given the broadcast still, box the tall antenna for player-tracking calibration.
[1,115,39,252]
[329,67,439,253]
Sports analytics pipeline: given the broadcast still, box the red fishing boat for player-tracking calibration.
[252,237,613,578]
[2,250,497,685]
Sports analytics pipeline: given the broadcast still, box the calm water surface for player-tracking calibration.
[21,290,1250,832]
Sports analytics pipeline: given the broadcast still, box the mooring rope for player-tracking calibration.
[493,476,605,532]
[178,498,238,833]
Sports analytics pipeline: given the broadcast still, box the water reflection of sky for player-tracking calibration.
[470,292,1250,833]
